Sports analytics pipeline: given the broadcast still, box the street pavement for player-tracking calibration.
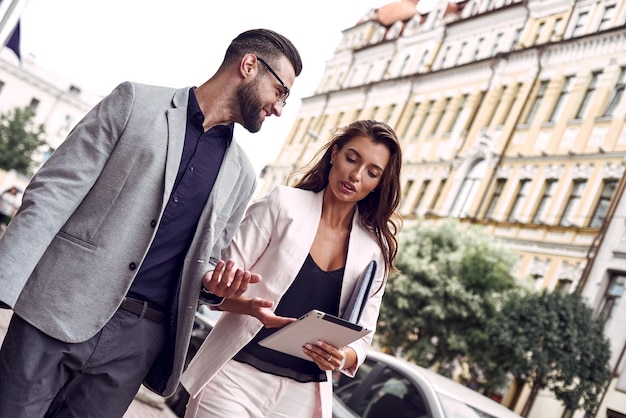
[0,309,178,418]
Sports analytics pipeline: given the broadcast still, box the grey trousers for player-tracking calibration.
[0,309,167,418]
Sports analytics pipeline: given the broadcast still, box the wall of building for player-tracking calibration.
[259,0,626,416]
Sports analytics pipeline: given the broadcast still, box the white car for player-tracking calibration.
[332,350,521,418]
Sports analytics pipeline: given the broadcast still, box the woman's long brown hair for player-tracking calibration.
[290,120,403,276]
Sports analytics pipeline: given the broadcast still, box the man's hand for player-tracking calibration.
[202,259,261,299]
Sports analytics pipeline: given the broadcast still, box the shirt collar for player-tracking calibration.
[188,87,234,144]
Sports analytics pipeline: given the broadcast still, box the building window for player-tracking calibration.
[523,80,548,124]
[454,42,466,66]
[559,179,587,226]
[336,111,346,128]
[461,91,483,132]
[572,11,588,37]
[447,94,468,133]
[549,76,573,122]
[589,179,618,227]
[599,4,616,31]
[486,88,503,127]
[301,118,316,144]
[428,178,447,212]
[512,28,522,48]
[415,100,434,138]
[604,67,625,117]
[485,178,507,219]
[496,82,522,126]
[534,22,545,45]
[441,45,452,67]
[411,180,431,214]
[401,180,414,206]
[64,115,73,130]
[384,105,396,125]
[551,18,563,41]
[401,102,420,138]
[555,278,573,294]
[575,72,600,119]
[419,50,429,68]
[507,179,531,222]
[491,33,502,56]
[532,179,557,224]
[29,98,40,111]
[430,98,450,135]
[450,160,487,218]
[399,56,411,76]
[470,1,479,15]
[599,275,625,321]
[472,37,484,60]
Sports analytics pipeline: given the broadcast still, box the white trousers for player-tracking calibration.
[185,359,322,418]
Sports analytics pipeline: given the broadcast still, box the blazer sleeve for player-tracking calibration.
[0,82,135,307]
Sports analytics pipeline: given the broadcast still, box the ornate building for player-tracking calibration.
[258,0,626,416]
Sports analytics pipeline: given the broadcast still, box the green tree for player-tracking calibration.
[0,107,48,176]
[377,219,520,391]
[486,290,611,416]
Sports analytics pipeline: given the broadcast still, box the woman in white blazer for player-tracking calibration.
[181,120,403,418]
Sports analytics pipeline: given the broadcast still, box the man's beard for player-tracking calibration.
[236,78,264,133]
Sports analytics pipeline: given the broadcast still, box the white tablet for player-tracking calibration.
[258,309,372,361]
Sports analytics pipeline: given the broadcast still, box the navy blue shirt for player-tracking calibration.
[128,88,232,310]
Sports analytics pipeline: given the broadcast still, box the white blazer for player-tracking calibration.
[181,185,387,417]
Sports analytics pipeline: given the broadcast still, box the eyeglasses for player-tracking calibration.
[257,57,290,107]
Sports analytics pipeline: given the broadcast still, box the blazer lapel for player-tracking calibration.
[163,88,189,210]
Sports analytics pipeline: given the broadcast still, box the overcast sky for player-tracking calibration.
[18,0,436,174]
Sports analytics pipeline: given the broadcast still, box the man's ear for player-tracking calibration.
[240,54,257,78]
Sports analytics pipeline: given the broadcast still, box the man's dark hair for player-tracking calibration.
[223,28,302,76]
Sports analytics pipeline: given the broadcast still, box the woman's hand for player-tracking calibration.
[250,297,296,328]
[302,341,348,371]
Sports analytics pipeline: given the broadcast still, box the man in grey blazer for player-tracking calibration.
[0,28,302,417]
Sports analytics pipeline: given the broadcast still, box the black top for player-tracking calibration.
[234,254,344,382]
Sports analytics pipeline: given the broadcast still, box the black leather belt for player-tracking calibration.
[119,297,166,324]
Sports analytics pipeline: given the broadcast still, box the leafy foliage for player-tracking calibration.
[0,107,48,176]
[376,219,611,414]
[486,290,611,414]
[377,219,519,389]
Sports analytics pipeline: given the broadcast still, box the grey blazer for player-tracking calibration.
[0,81,257,395]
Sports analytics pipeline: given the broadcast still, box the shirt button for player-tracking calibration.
[150,219,157,228]
[189,166,194,172]
[173,196,179,203]
[129,262,137,271]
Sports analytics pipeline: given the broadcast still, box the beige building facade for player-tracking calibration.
[259,0,626,416]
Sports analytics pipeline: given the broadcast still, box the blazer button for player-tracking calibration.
[129,262,138,271]
[150,219,157,228]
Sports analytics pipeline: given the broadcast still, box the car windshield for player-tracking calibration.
[438,393,499,418]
